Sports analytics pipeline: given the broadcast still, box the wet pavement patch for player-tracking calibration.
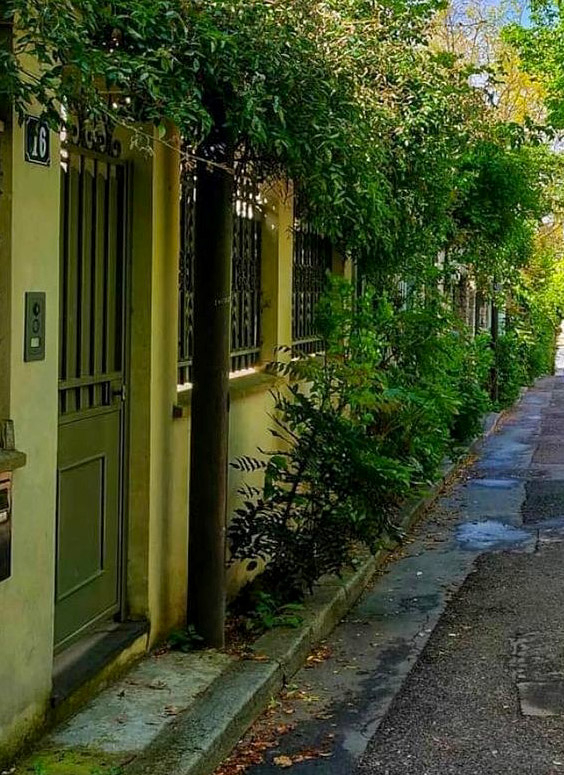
[522,481,564,523]
[473,479,521,490]
[455,520,531,551]
[397,593,440,614]
[444,479,525,521]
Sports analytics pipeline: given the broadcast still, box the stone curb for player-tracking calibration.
[126,410,504,775]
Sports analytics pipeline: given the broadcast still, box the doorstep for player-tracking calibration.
[13,648,237,775]
[12,412,504,775]
[51,621,150,720]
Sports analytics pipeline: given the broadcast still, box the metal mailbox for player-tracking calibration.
[0,472,12,581]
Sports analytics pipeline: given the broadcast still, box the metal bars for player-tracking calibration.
[292,211,332,355]
[231,176,261,372]
[59,148,126,417]
[177,168,262,384]
[177,166,196,385]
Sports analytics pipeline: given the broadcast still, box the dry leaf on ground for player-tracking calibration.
[273,755,294,768]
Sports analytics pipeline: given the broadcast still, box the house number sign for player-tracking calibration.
[24,115,51,166]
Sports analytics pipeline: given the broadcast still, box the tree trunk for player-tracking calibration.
[188,148,234,648]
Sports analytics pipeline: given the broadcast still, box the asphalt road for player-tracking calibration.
[231,344,564,775]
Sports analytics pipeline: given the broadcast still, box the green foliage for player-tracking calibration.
[453,140,551,283]
[494,233,564,407]
[0,0,435,258]
[244,592,303,634]
[1,0,550,279]
[504,9,564,128]
[168,625,205,652]
[450,333,495,441]
[230,267,562,601]
[228,278,495,601]
[495,330,527,407]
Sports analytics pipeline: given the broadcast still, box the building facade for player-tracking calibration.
[0,99,348,761]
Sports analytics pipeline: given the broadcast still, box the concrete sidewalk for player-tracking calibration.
[232,333,564,774]
[11,446,469,775]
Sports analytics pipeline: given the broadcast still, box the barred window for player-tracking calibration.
[231,176,262,372]
[177,165,262,385]
[177,162,196,386]
[292,209,332,355]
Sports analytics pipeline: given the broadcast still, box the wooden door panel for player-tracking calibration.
[57,456,105,600]
[56,144,127,650]
[55,409,121,648]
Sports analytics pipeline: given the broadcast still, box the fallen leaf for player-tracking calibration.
[243,652,270,662]
[273,755,293,768]
[148,679,168,690]
[305,645,332,667]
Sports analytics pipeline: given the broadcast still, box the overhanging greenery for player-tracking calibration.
[0,0,552,277]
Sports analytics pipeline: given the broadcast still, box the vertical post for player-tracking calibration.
[475,290,482,334]
[260,181,294,364]
[188,150,234,648]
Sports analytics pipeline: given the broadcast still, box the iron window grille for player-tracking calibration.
[231,176,262,372]
[177,164,262,385]
[292,207,332,356]
[177,162,196,386]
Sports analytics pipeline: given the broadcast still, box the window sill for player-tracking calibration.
[174,370,282,418]
[0,449,26,473]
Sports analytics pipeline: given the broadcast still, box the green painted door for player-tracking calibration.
[55,143,128,650]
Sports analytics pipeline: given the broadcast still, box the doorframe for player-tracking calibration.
[118,160,133,624]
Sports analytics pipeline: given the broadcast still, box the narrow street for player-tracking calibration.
[230,330,564,775]
[5,3,564,768]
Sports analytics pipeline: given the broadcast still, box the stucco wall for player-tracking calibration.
[0,114,12,419]
[0,119,307,759]
[171,182,296,604]
[123,126,187,644]
[173,377,286,603]
[0,118,60,758]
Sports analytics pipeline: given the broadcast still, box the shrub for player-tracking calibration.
[228,278,494,602]
[450,332,494,441]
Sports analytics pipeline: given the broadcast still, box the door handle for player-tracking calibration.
[111,384,127,402]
